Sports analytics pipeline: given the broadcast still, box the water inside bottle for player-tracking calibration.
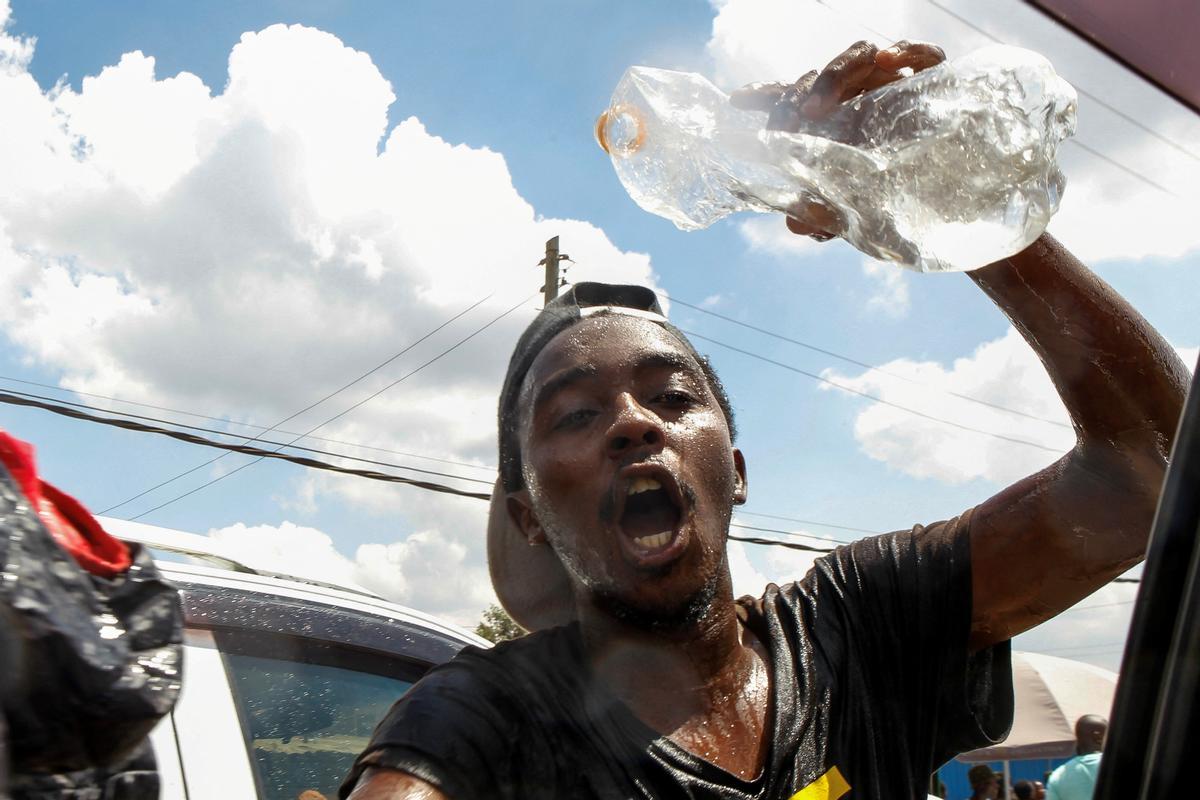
[596,48,1076,272]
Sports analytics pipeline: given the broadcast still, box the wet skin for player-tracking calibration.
[349,38,1190,800]
[352,316,772,797]
[509,315,746,625]
[507,314,771,780]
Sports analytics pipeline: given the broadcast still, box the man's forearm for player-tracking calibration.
[968,233,1189,458]
[963,233,1190,645]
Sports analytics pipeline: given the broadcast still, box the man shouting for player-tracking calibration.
[343,41,1189,800]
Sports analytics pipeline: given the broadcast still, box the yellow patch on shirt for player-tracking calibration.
[788,765,851,800]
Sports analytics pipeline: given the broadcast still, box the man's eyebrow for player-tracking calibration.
[635,351,702,376]
[531,351,701,412]
[532,363,600,412]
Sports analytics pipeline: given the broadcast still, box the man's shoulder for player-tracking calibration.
[347,626,584,799]
[369,623,581,746]
[1048,753,1099,782]
[420,623,580,697]
[1049,754,1079,772]
[467,621,578,661]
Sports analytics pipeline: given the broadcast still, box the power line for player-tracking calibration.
[0,377,885,538]
[0,390,491,501]
[0,388,494,487]
[1065,139,1178,197]
[561,278,1070,453]
[665,293,1072,429]
[737,509,882,535]
[1064,598,1135,613]
[0,385,1156,579]
[730,522,1143,589]
[101,293,494,514]
[682,328,1070,454]
[812,0,893,43]
[126,292,539,521]
[1036,639,1127,654]
[0,387,891,539]
[0,374,496,474]
[0,391,885,558]
[730,522,844,547]
[728,533,833,554]
[731,527,1143,589]
[0,389,902,546]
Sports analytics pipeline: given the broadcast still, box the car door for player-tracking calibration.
[1095,361,1200,797]
[162,578,471,799]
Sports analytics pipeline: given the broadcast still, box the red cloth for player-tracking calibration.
[0,429,131,578]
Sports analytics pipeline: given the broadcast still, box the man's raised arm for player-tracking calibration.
[964,233,1189,649]
[748,39,1190,650]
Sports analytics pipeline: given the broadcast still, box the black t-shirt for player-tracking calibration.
[342,511,1013,799]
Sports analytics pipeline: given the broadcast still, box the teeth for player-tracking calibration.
[627,477,662,495]
[634,531,672,550]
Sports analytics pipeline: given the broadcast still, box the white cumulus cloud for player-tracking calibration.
[736,216,824,260]
[823,328,1195,486]
[208,521,360,588]
[860,257,910,317]
[0,16,657,624]
[0,1,32,73]
[822,327,1075,485]
[206,519,497,627]
[0,18,656,421]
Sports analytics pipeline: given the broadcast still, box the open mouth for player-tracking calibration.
[617,471,684,558]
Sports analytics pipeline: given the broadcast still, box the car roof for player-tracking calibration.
[101,516,491,650]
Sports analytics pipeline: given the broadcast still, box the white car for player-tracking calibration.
[101,518,491,800]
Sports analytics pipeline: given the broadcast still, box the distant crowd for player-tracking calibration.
[962,715,1107,800]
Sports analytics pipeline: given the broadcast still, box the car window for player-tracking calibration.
[217,631,418,800]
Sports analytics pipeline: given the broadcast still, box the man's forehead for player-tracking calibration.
[521,315,701,394]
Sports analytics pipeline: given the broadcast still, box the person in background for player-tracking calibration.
[1013,779,1035,799]
[1046,716,1107,800]
[967,764,1000,800]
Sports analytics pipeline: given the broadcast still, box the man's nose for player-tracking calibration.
[607,394,664,457]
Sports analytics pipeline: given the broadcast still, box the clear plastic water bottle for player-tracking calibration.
[596,45,1077,273]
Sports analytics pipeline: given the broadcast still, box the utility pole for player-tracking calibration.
[539,236,568,307]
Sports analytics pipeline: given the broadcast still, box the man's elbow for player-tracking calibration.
[1079,430,1171,503]
[1071,436,1168,559]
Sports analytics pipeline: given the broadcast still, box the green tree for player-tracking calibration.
[474,603,526,643]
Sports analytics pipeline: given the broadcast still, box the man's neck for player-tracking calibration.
[573,582,772,783]
[577,595,747,720]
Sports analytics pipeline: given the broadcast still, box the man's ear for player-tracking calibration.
[732,448,748,505]
[507,490,547,545]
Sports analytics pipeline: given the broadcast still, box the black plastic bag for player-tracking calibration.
[0,463,183,798]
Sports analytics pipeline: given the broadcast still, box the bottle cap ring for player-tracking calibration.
[595,104,646,156]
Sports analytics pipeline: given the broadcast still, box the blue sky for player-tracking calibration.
[1,0,1196,669]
